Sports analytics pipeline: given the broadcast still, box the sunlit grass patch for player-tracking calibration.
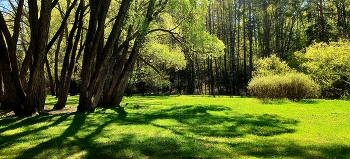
[1,95,350,158]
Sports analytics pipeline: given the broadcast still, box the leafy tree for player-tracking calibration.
[295,40,350,98]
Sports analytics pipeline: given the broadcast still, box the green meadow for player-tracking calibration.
[1,95,350,158]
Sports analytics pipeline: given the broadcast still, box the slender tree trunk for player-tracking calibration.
[45,58,55,96]
[55,32,64,95]
[243,0,248,95]
[229,1,236,96]
[54,0,84,110]
[248,0,253,82]
[262,1,271,57]
[318,0,326,42]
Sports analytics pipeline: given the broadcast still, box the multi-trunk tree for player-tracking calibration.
[0,0,55,116]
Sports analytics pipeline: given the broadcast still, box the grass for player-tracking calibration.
[1,95,350,158]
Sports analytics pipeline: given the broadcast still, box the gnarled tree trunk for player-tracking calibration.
[0,0,53,116]
[78,0,132,112]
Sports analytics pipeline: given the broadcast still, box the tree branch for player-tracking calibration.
[147,28,182,44]
[12,0,25,46]
[46,0,79,54]
[138,55,166,79]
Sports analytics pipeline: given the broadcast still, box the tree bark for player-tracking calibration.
[98,39,130,107]
[97,0,166,108]
[318,0,326,42]
[229,0,236,96]
[0,52,11,110]
[0,30,25,115]
[111,39,142,106]
[45,58,55,96]
[24,0,52,115]
[78,0,136,111]
[78,0,112,112]
[54,0,84,110]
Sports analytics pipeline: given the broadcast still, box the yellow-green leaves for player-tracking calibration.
[253,54,295,77]
[167,0,225,58]
[295,41,350,98]
[142,42,186,70]
[295,41,350,85]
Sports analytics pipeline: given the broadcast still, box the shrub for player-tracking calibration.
[248,73,320,101]
[253,54,295,77]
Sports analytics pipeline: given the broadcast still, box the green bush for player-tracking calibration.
[253,54,295,77]
[248,73,320,101]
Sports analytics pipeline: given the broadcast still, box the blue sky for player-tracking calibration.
[0,1,11,12]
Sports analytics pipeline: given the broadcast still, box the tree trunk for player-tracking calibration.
[78,0,112,112]
[248,0,253,82]
[0,57,11,110]
[54,0,84,110]
[0,30,25,115]
[242,0,248,95]
[78,0,132,112]
[24,0,52,115]
[45,58,55,96]
[99,0,163,107]
[98,39,130,107]
[55,31,64,96]
[109,40,141,106]
[229,1,236,96]
[0,70,3,109]
[318,0,326,42]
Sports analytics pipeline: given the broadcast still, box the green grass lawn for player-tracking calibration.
[1,95,350,159]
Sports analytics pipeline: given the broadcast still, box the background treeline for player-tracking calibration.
[132,0,350,96]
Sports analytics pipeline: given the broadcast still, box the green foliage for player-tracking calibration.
[128,65,172,95]
[253,54,295,77]
[167,0,225,58]
[295,41,350,98]
[248,73,320,101]
[141,35,186,71]
[250,55,320,101]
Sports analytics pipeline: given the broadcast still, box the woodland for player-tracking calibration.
[1,0,350,116]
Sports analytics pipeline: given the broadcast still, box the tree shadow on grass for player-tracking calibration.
[0,114,71,150]
[122,105,298,137]
[12,113,86,159]
[0,114,69,134]
[2,104,349,158]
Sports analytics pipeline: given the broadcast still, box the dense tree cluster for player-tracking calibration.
[1,0,350,116]
[0,0,222,116]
